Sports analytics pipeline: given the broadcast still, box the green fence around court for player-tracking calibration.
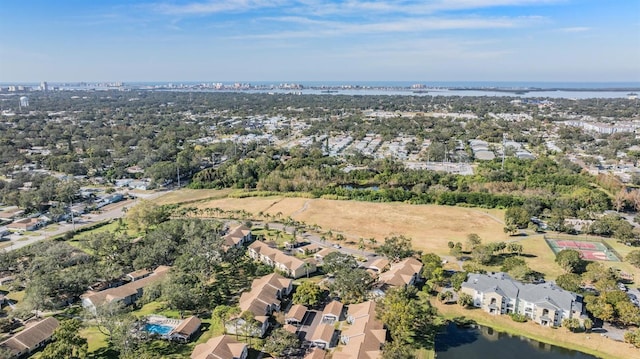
[543,234,622,262]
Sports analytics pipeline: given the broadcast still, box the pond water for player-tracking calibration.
[435,322,599,359]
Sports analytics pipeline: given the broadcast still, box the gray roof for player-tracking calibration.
[462,273,520,299]
[462,273,582,313]
[520,282,583,313]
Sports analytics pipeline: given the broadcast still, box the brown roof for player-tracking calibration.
[0,317,59,354]
[239,273,292,317]
[344,302,383,337]
[315,247,337,259]
[283,324,298,334]
[333,329,385,359]
[191,335,247,359]
[305,348,327,359]
[223,224,251,246]
[249,241,308,273]
[378,257,422,287]
[286,304,308,322]
[7,218,41,229]
[367,258,390,272]
[171,316,201,337]
[336,301,385,358]
[311,323,335,344]
[297,243,322,253]
[126,268,151,280]
[83,266,170,307]
[322,300,343,319]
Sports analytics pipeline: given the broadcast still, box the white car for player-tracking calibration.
[332,244,341,249]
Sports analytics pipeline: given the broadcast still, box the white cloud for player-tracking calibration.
[153,0,287,15]
[150,0,563,16]
[557,27,590,33]
[229,15,542,39]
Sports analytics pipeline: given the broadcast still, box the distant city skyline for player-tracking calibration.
[1,0,639,82]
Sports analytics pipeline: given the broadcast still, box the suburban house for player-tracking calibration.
[335,301,386,359]
[366,258,390,273]
[310,323,336,349]
[248,241,317,278]
[321,300,344,324]
[314,248,338,262]
[285,304,308,325]
[169,316,202,343]
[460,272,585,327]
[7,218,45,232]
[191,335,248,359]
[229,273,293,337]
[297,243,322,255]
[82,266,171,314]
[377,257,423,288]
[0,317,59,359]
[223,224,252,249]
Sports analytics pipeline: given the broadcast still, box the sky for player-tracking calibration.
[1,0,639,83]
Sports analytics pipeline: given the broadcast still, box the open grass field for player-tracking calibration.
[157,190,640,282]
[433,301,637,359]
[184,194,509,255]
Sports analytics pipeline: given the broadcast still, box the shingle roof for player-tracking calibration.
[311,323,335,344]
[83,266,170,307]
[286,304,308,322]
[338,301,385,358]
[461,272,520,299]
[249,241,307,272]
[171,316,201,337]
[223,224,251,246]
[305,348,326,359]
[0,317,59,355]
[322,300,343,319]
[462,272,582,313]
[378,257,422,287]
[191,335,246,359]
[239,273,291,317]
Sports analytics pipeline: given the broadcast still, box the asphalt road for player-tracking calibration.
[2,190,169,252]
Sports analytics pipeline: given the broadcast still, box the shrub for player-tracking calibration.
[509,313,528,323]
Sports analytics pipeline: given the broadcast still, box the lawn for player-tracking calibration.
[66,221,126,252]
[251,227,295,247]
[178,193,509,255]
[81,326,108,353]
[433,300,637,359]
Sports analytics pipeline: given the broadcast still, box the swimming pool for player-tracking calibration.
[145,323,174,336]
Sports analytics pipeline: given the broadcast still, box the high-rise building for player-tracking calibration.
[19,96,29,108]
[40,81,48,91]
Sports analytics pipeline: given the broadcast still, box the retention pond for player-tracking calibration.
[435,322,599,359]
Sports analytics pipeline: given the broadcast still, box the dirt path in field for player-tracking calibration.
[290,200,311,218]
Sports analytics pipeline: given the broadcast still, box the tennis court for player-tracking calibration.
[545,238,620,262]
